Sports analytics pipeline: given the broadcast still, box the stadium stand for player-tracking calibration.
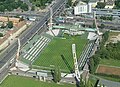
[20,34,51,64]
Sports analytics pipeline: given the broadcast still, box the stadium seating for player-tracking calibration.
[21,35,51,63]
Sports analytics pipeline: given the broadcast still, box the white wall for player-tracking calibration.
[74,4,92,15]
[74,5,87,15]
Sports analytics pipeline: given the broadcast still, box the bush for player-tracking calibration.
[0,33,3,37]
[7,21,13,28]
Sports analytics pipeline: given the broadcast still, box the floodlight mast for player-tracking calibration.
[16,38,20,65]
[49,7,53,30]
[48,5,55,36]
[72,44,80,81]
[93,11,100,35]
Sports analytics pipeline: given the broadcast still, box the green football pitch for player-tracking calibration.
[33,34,88,72]
[0,75,75,87]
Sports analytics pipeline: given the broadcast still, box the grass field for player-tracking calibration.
[96,65,120,76]
[0,75,76,87]
[33,34,87,72]
[100,59,120,67]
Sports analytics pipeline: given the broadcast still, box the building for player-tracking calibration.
[72,0,77,4]
[0,16,20,25]
[105,0,115,8]
[112,10,120,19]
[74,1,92,15]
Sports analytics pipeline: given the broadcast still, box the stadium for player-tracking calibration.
[19,27,88,73]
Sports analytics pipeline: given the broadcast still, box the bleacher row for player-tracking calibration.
[21,36,51,62]
[78,40,94,69]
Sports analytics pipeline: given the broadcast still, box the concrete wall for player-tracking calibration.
[0,39,9,51]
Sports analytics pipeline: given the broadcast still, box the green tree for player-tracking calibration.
[96,2,106,8]
[53,66,61,83]
[1,22,5,28]
[0,33,3,37]
[79,76,84,87]
[54,66,57,83]
[57,66,61,82]
[20,3,28,11]
[92,54,100,66]
[89,58,94,74]
[67,0,72,6]
[93,21,96,28]
[82,0,90,4]
[102,31,109,42]
[115,0,120,8]
[7,21,13,28]
[31,6,35,11]
[0,5,5,12]
[100,23,105,29]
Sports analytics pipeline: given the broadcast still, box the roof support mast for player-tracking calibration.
[93,11,100,35]
[16,38,20,67]
[49,7,53,30]
[72,44,80,81]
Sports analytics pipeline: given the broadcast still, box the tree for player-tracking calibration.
[89,58,94,74]
[92,54,100,66]
[79,76,84,87]
[1,22,5,28]
[0,5,5,12]
[82,0,90,4]
[53,66,61,83]
[7,21,13,28]
[67,0,72,6]
[35,1,41,7]
[0,0,29,12]
[100,23,105,29]
[92,21,96,28]
[20,3,28,11]
[54,67,58,83]
[103,31,109,42]
[115,0,120,9]
[31,6,35,11]
[96,2,106,9]
[57,66,61,82]
[0,33,3,37]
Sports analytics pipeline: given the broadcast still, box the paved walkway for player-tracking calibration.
[90,74,120,87]
[98,79,120,87]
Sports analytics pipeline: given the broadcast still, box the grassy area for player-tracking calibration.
[33,34,87,72]
[100,59,120,67]
[108,32,120,41]
[109,32,120,36]
[97,58,120,82]
[0,75,75,87]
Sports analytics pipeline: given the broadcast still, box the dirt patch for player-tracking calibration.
[96,65,120,76]
[108,32,120,43]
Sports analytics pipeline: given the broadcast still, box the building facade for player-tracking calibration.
[74,1,92,15]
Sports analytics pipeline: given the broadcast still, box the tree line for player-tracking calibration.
[0,0,28,12]
[114,0,120,9]
[30,0,53,9]
[89,31,109,74]
[100,16,113,21]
